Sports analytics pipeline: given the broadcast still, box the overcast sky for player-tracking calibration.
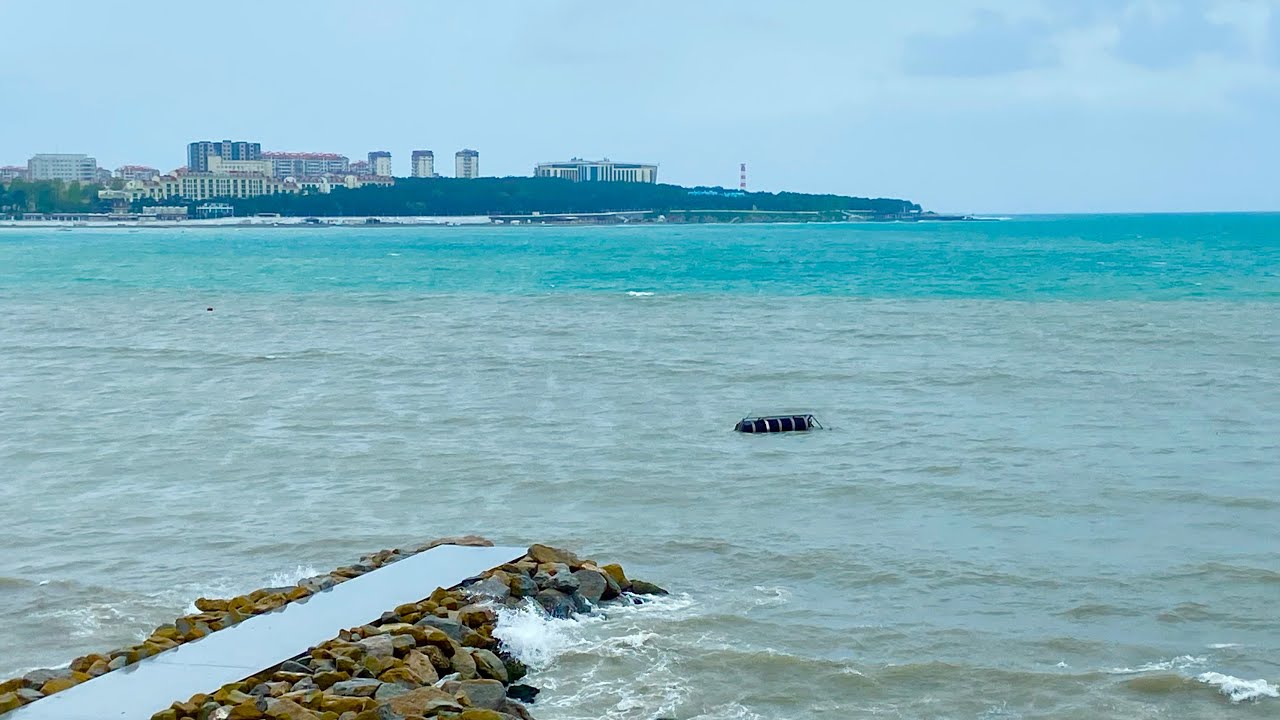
[2,0,1277,213]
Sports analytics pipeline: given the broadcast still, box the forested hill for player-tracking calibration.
[220,177,921,217]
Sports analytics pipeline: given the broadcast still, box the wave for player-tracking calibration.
[1197,672,1279,703]
[625,291,655,297]
[1106,655,1206,675]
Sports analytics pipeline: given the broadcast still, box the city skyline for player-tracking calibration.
[2,1,1279,212]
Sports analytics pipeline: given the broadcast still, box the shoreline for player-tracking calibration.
[0,538,666,719]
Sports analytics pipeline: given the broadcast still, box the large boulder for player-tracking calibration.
[415,616,466,643]
[457,679,507,710]
[355,635,395,659]
[630,579,669,595]
[571,569,608,604]
[526,544,580,567]
[470,649,508,682]
[329,678,382,697]
[466,575,511,602]
[534,589,575,619]
[600,563,631,591]
[507,574,538,598]
[384,686,460,716]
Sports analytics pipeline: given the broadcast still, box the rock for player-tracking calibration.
[629,579,669,595]
[330,678,383,697]
[22,669,65,688]
[502,656,528,684]
[352,706,403,720]
[15,688,43,703]
[41,676,80,694]
[499,698,536,720]
[507,575,537,598]
[257,697,322,720]
[534,589,575,619]
[355,635,395,659]
[470,650,508,683]
[571,569,608,604]
[384,686,459,715]
[291,676,318,692]
[458,604,497,629]
[405,649,440,685]
[600,563,631,591]
[228,701,265,719]
[373,683,410,701]
[108,656,127,671]
[388,634,418,655]
[414,617,466,643]
[446,710,506,720]
[279,660,311,674]
[526,544,580,567]
[423,645,452,672]
[414,536,494,553]
[150,710,179,720]
[505,684,539,703]
[0,693,24,713]
[87,658,111,677]
[569,592,592,615]
[545,572,580,594]
[318,695,376,714]
[450,646,478,679]
[466,576,510,602]
[314,670,348,689]
[457,679,507,710]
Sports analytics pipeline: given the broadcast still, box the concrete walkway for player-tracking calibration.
[10,544,525,720]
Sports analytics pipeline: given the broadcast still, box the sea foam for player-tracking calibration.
[1196,672,1279,703]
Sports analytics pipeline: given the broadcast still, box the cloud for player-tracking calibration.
[902,10,1057,77]
[1108,0,1244,69]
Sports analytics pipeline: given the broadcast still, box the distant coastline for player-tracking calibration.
[0,210,979,229]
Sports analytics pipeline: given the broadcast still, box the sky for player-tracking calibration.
[1,0,1278,213]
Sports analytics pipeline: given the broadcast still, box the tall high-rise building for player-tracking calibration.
[27,154,99,183]
[368,151,393,177]
[262,152,349,179]
[410,150,435,178]
[187,140,261,173]
[455,149,479,179]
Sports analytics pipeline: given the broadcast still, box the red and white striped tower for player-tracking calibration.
[739,163,747,191]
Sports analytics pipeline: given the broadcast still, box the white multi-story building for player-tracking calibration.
[368,151,393,177]
[27,154,99,183]
[535,158,657,183]
[263,152,349,179]
[1,166,27,181]
[455,149,479,179]
[206,156,275,176]
[411,150,435,178]
[115,165,160,182]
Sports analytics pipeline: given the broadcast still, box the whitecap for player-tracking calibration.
[1196,672,1279,703]
[1106,655,1206,674]
[1208,643,1243,649]
[267,564,319,587]
[750,585,792,607]
[626,291,654,297]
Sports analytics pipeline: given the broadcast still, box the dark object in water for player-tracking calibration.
[734,414,821,433]
[507,683,540,703]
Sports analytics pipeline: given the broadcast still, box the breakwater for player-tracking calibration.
[0,538,665,719]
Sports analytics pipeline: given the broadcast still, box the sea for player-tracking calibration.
[0,215,1277,719]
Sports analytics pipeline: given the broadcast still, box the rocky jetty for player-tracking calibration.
[0,539,666,719]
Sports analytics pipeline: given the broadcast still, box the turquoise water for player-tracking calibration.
[0,216,1277,718]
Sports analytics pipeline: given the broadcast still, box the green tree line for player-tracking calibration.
[0,179,108,214]
[200,177,921,218]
